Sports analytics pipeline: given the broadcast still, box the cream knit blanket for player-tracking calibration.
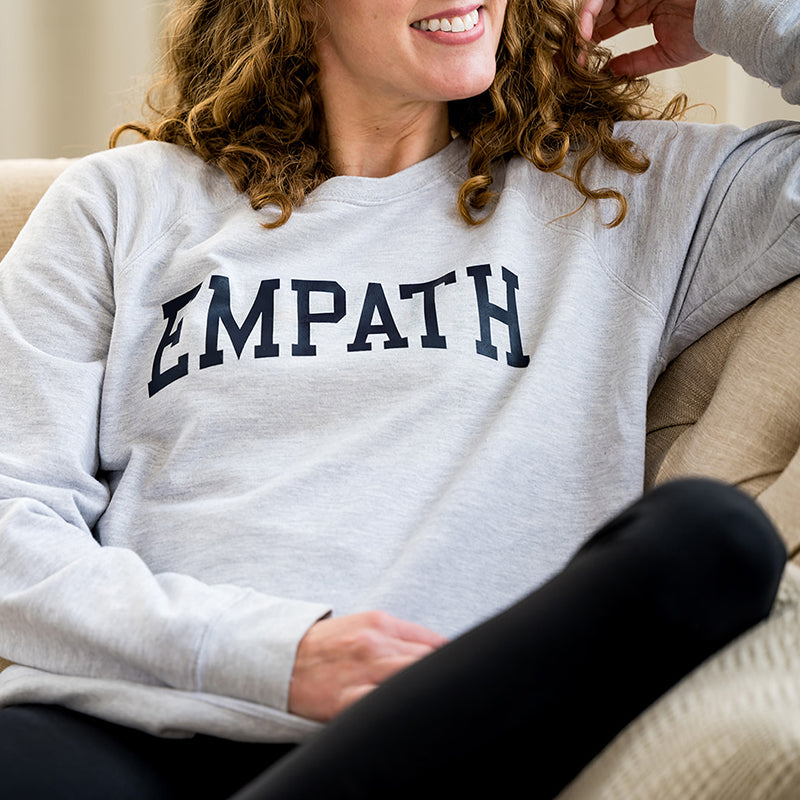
[558,563,800,800]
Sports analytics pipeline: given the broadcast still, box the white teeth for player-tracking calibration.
[412,8,480,33]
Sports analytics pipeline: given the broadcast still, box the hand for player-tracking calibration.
[288,611,448,722]
[579,0,710,77]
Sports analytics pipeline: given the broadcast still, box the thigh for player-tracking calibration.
[0,704,295,800]
[232,478,786,800]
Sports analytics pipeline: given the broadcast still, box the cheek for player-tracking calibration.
[316,23,374,74]
[492,7,508,51]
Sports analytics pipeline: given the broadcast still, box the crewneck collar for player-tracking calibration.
[307,137,469,206]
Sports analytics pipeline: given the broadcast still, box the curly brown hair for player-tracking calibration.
[112,0,685,228]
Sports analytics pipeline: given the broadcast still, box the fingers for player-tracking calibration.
[289,611,448,723]
[349,646,433,685]
[338,682,378,710]
[578,0,606,41]
[585,0,655,43]
[606,43,676,76]
[378,612,449,649]
[577,0,709,76]
[593,16,632,43]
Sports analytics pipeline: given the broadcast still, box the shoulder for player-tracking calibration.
[500,117,796,230]
[42,142,246,266]
[612,116,800,178]
[614,117,745,162]
[60,141,238,210]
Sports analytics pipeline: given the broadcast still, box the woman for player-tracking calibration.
[0,0,794,797]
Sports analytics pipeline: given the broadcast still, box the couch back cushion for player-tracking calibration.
[646,277,800,564]
[0,158,75,260]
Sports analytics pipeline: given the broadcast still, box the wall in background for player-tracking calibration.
[0,0,167,159]
[0,3,798,160]
[612,27,800,128]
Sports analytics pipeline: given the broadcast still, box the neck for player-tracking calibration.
[319,79,452,178]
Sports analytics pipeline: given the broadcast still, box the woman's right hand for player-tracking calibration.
[579,0,709,76]
[288,611,448,722]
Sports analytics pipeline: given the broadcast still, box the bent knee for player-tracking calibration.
[647,478,786,624]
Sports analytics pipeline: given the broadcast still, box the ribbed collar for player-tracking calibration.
[307,137,469,206]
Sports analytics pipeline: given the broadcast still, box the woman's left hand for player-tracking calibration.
[579,0,710,76]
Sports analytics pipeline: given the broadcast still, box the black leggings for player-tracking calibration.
[0,479,786,800]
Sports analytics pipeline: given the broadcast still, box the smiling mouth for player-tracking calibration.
[411,7,481,33]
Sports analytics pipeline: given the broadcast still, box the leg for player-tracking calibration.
[232,478,786,800]
[0,703,295,800]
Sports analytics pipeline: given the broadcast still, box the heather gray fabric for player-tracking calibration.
[0,0,798,742]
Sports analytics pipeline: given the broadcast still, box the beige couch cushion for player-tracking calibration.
[0,158,75,260]
[646,277,800,564]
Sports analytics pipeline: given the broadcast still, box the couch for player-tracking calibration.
[1,157,799,798]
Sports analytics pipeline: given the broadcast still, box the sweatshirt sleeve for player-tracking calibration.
[646,0,800,361]
[0,158,330,714]
[695,0,800,104]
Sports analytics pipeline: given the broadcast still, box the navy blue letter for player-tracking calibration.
[292,280,346,356]
[148,283,203,397]
[399,271,456,349]
[348,283,409,352]
[466,264,530,368]
[199,276,279,369]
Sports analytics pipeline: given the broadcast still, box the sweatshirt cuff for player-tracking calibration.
[195,589,331,711]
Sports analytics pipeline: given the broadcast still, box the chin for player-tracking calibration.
[447,84,493,101]
[444,78,496,102]
[434,66,497,103]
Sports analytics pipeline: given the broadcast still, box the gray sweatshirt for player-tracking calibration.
[0,0,798,742]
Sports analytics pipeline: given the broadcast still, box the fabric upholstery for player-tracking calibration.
[646,278,800,565]
[0,158,75,260]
